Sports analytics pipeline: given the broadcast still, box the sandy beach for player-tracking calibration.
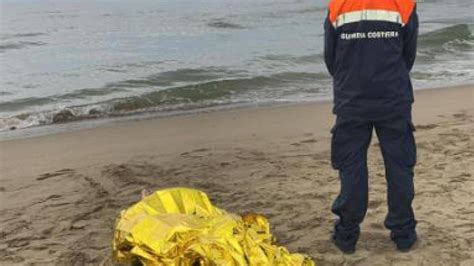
[0,85,473,265]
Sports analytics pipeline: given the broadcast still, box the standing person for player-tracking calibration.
[324,0,419,254]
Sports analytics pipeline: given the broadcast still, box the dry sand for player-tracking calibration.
[0,85,473,265]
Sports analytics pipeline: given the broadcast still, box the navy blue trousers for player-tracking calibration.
[330,112,417,248]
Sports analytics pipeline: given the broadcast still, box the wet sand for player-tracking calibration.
[0,85,473,265]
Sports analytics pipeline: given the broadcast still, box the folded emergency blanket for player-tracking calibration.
[112,187,314,265]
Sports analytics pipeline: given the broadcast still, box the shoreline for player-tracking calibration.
[0,84,472,181]
[0,84,473,265]
[0,83,472,142]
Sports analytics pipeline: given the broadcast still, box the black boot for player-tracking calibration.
[392,231,417,252]
[331,234,356,254]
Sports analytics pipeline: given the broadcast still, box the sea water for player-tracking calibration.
[0,0,473,136]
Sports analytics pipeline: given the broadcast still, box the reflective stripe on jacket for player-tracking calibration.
[324,0,419,120]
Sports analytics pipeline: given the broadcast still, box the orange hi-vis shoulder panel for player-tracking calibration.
[328,0,416,28]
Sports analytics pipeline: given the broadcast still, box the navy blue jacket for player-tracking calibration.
[324,0,419,120]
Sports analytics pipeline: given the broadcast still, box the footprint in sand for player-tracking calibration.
[7,237,30,248]
[453,113,468,119]
[291,138,318,146]
[192,148,210,153]
[416,124,438,130]
[234,150,266,161]
[181,148,211,158]
[300,138,318,144]
[70,220,88,230]
[46,194,61,200]
[36,168,74,181]
[433,163,447,170]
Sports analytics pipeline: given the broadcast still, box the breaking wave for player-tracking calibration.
[418,24,473,57]
[0,71,330,131]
